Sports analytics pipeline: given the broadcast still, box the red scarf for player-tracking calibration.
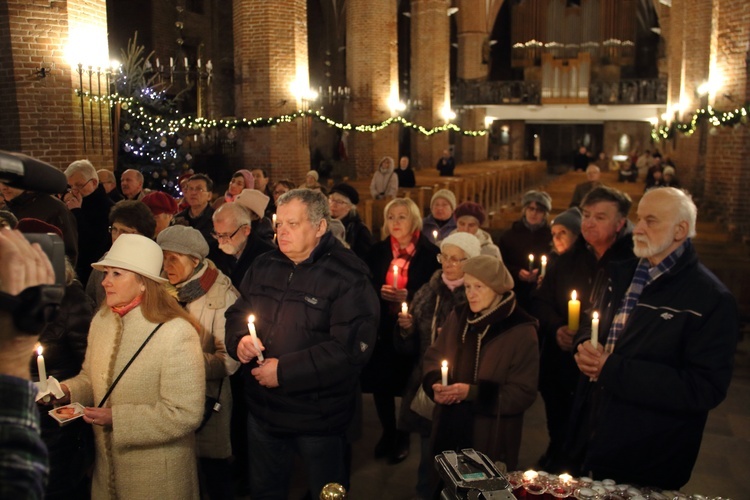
[386,231,419,289]
[111,294,143,317]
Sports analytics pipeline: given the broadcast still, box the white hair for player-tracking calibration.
[65,159,97,180]
[644,187,697,238]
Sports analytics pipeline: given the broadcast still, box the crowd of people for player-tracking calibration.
[0,153,738,500]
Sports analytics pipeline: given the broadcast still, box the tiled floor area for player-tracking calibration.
[341,331,750,499]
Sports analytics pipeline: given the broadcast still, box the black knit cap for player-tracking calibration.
[329,183,360,205]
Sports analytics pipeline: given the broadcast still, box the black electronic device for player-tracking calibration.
[435,449,516,500]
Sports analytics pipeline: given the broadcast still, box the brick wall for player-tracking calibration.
[0,0,112,170]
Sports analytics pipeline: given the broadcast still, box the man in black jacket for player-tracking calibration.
[532,185,633,473]
[225,189,379,498]
[571,187,738,488]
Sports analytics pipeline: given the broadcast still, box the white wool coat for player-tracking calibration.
[65,306,205,500]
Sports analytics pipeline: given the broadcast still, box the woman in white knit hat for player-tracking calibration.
[394,231,481,499]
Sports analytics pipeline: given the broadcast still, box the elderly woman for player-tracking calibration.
[59,234,205,499]
[549,207,582,258]
[422,189,457,245]
[454,201,502,259]
[395,231,481,499]
[328,183,373,261]
[142,191,179,237]
[362,197,439,464]
[213,169,255,210]
[422,255,539,479]
[271,179,296,205]
[157,225,240,499]
[369,156,398,200]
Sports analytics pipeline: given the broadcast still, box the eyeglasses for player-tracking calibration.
[525,205,547,214]
[108,225,139,236]
[329,197,350,206]
[69,178,94,192]
[437,254,468,266]
[186,186,207,193]
[211,224,247,241]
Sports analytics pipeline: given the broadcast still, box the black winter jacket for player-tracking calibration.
[569,240,738,489]
[225,232,379,435]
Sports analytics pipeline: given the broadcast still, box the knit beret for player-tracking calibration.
[431,189,457,212]
[17,218,62,238]
[156,225,209,260]
[306,170,319,181]
[234,189,270,219]
[454,201,486,225]
[551,207,582,236]
[462,255,515,296]
[329,183,360,205]
[522,190,552,212]
[441,232,481,259]
[142,191,179,216]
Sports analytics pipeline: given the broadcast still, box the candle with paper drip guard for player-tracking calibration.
[401,302,408,315]
[246,315,264,362]
[591,311,600,348]
[568,290,580,332]
[392,265,399,289]
[540,255,547,278]
[528,254,534,271]
[441,360,448,386]
[36,346,48,392]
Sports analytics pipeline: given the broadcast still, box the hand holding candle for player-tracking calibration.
[441,360,448,386]
[568,290,580,332]
[591,311,599,348]
[247,315,264,362]
[36,346,48,392]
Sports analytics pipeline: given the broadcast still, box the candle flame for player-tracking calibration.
[393,265,398,272]
[248,314,255,323]
[401,302,407,310]
[593,311,599,320]
[523,469,538,481]
[37,345,43,356]
[432,230,438,238]
[571,290,577,301]
[529,254,534,261]
[541,255,547,264]
[559,473,573,484]
[441,360,448,368]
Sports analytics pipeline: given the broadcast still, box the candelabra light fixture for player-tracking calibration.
[316,85,351,105]
[146,57,213,85]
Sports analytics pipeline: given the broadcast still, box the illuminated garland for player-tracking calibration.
[651,103,749,142]
[75,90,487,137]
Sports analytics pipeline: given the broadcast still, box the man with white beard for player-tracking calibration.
[570,187,739,489]
[212,202,275,288]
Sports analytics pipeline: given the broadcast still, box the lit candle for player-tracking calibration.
[184,57,189,68]
[432,230,438,241]
[392,265,399,289]
[36,346,48,392]
[401,302,408,315]
[559,473,573,485]
[528,254,534,271]
[540,255,547,278]
[272,213,277,227]
[246,315,264,362]
[568,290,580,332]
[197,58,201,68]
[591,311,599,348]
[523,470,538,482]
[155,57,160,68]
[441,360,448,386]
[169,57,174,68]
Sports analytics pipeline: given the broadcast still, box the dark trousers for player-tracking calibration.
[246,412,348,499]
[198,457,234,500]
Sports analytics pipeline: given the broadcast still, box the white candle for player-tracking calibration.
[272,213,277,227]
[591,311,600,348]
[184,57,189,68]
[401,302,408,315]
[247,314,264,362]
[441,360,448,386]
[528,254,534,271]
[523,470,538,482]
[559,473,573,485]
[169,57,174,68]
[568,290,580,332]
[36,346,48,392]
[155,57,160,68]
[540,255,547,278]
[197,58,201,68]
[432,230,438,241]
[392,265,399,289]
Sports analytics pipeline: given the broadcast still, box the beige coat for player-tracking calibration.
[181,262,240,459]
[65,306,205,500]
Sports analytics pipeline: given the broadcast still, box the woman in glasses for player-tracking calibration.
[395,231,481,499]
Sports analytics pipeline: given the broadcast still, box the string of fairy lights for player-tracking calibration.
[75,89,488,138]
[651,103,749,142]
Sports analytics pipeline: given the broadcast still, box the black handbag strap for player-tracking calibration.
[97,323,164,408]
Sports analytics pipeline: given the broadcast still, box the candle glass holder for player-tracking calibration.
[506,471,527,499]
[548,475,577,498]
[523,476,547,496]
[573,487,600,500]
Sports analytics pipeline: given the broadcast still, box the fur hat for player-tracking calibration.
[329,183,360,205]
[306,170,319,182]
[551,207,582,236]
[441,232,481,259]
[522,190,552,212]
[431,189,457,212]
[92,234,168,283]
[156,225,209,261]
[462,255,514,296]
[454,201,487,225]
[142,191,179,216]
[234,189,270,219]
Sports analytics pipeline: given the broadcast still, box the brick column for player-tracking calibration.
[458,108,488,162]
[345,0,399,179]
[233,0,310,183]
[0,0,112,169]
[410,0,450,170]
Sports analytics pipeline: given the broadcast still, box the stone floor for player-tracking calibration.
[273,332,750,499]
